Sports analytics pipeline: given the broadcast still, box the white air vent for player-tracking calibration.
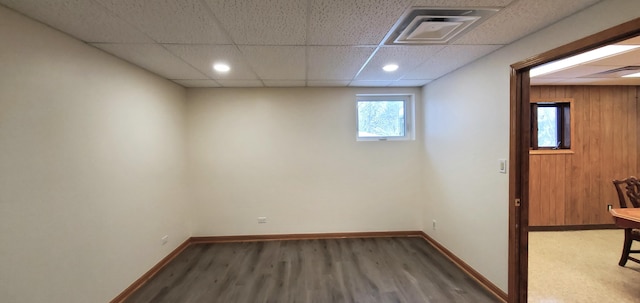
[384,7,499,45]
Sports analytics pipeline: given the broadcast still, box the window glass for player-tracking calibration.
[530,99,572,151]
[357,100,405,137]
[356,94,414,141]
[537,107,558,148]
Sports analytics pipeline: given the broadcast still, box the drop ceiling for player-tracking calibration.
[0,0,605,88]
[531,36,640,86]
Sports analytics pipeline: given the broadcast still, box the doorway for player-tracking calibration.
[508,18,640,303]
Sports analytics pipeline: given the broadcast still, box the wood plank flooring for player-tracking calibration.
[123,237,500,303]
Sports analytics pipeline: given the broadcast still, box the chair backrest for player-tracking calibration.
[613,176,640,208]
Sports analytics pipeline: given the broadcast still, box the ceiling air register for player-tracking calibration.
[583,66,640,78]
[385,7,499,45]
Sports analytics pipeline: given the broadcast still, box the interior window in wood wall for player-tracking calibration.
[530,98,574,154]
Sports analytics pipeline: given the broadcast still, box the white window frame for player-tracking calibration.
[356,94,415,141]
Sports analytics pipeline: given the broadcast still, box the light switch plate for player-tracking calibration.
[499,159,507,174]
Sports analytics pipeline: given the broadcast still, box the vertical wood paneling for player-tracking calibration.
[530,86,541,99]
[588,86,613,224]
[540,156,553,224]
[554,155,566,225]
[575,86,589,225]
[618,87,629,183]
[636,87,640,183]
[600,87,614,223]
[608,87,624,219]
[579,86,590,225]
[529,85,639,226]
[529,155,542,225]
[564,153,573,225]
[540,86,550,99]
[588,87,602,222]
[548,86,559,225]
[625,87,636,172]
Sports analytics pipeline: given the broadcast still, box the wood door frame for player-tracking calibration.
[508,17,640,303]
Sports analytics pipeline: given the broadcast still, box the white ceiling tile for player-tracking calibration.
[216,80,264,87]
[402,45,501,79]
[411,0,514,6]
[204,0,306,45]
[533,78,640,86]
[95,0,230,44]
[307,80,351,87]
[0,0,153,42]
[92,43,208,80]
[164,45,259,80]
[263,80,306,87]
[307,46,376,80]
[3,0,624,87]
[238,46,305,80]
[355,45,445,81]
[349,80,394,87]
[454,0,600,45]
[308,0,414,45]
[588,48,640,66]
[172,80,221,87]
[575,78,640,85]
[536,65,620,79]
[388,79,431,87]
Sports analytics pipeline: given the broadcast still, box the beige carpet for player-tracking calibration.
[528,230,640,303]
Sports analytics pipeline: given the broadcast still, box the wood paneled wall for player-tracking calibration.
[529,86,640,226]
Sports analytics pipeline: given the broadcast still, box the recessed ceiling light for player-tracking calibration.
[622,72,640,78]
[213,63,230,72]
[383,64,399,72]
[530,45,640,77]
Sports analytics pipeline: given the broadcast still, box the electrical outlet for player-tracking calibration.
[161,235,168,245]
[432,220,437,230]
[258,217,267,224]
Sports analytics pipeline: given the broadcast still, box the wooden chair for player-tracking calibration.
[612,176,640,266]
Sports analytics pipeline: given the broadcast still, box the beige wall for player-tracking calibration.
[0,6,190,303]
[422,0,640,292]
[187,87,424,236]
[4,0,640,300]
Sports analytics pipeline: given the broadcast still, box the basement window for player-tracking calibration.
[356,94,414,141]
[530,98,573,153]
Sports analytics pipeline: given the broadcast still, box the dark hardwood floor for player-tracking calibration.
[124,237,500,303]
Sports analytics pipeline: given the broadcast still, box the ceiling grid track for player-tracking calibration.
[0,0,616,87]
